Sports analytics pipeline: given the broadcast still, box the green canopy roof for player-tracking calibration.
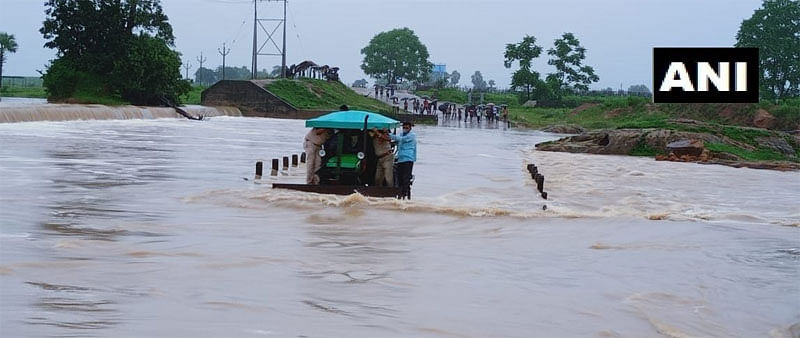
[305,110,400,130]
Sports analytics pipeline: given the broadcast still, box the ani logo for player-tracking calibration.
[653,48,758,103]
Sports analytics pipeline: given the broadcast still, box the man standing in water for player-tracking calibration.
[389,121,417,199]
[304,127,330,184]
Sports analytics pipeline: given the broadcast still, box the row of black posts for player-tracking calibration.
[254,152,307,179]
[526,164,547,200]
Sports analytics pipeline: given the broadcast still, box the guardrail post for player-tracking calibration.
[271,159,279,176]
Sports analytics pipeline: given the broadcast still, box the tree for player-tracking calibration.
[269,65,282,78]
[360,27,432,84]
[352,79,368,88]
[195,67,217,86]
[504,35,544,101]
[0,32,18,89]
[547,32,599,92]
[488,79,496,91]
[110,34,189,104]
[471,71,487,91]
[40,0,188,104]
[736,0,800,99]
[627,84,651,95]
[450,70,460,87]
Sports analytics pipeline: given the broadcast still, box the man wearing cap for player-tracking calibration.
[389,121,417,199]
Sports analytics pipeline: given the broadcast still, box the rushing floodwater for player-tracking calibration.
[0,112,798,337]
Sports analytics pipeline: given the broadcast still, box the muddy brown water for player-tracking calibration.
[0,105,798,337]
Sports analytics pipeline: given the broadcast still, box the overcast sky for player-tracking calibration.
[1,0,762,90]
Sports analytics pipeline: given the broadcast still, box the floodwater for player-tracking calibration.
[0,110,798,337]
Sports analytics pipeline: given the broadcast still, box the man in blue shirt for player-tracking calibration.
[389,121,417,199]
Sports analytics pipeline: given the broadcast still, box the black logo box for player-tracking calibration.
[653,47,758,103]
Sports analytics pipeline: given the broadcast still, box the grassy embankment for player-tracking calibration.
[265,78,395,115]
[180,85,206,105]
[416,88,800,162]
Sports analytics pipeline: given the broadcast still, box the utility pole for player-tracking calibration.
[252,0,288,79]
[183,62,192,81]
[218,43,230,80]
[196,52,207,85]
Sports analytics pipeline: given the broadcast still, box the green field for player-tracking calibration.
[0,86,48,98]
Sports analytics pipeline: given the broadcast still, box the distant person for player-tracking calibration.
[371,128,394,187]
[403,99,409,112]
[380,86,384,97]
[304,128,330,184]
[374,86,378,97]
[389,121,417,199]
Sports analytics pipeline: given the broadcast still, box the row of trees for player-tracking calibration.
[504,32,599,103]
[358,27,599,102]
[193,65,282,86]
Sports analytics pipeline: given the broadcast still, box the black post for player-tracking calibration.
[282,156,289,170]
[271,158,279,176]
[300,152,306,163]
[292,154,298,167]
[255,161,263,178]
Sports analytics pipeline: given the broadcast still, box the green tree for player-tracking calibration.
[471,71,487,91]
[627,84,651,95]
[450,70,460,87]
[110,35,189,104]
[488,79,496,91]
[194,67,218,86]
[360,27,432,84]
[216,66,251,80]
[504,35,544,102]
[269,65,282,78]
[547,32,599,92]
[40,0,187,104]
[736,0,800,99]
[0,32,19,89]
[352,79,368,88]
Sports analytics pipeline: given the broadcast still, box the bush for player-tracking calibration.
[42,58,80,99]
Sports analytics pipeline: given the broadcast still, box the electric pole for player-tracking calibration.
[252,0,288,79]
[196,52,207,85]
[218,43,230,80]
[184,62,192,81]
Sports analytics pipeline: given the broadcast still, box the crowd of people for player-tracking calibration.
[370,85,509,126]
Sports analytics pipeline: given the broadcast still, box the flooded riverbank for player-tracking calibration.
[0,116,797,337]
